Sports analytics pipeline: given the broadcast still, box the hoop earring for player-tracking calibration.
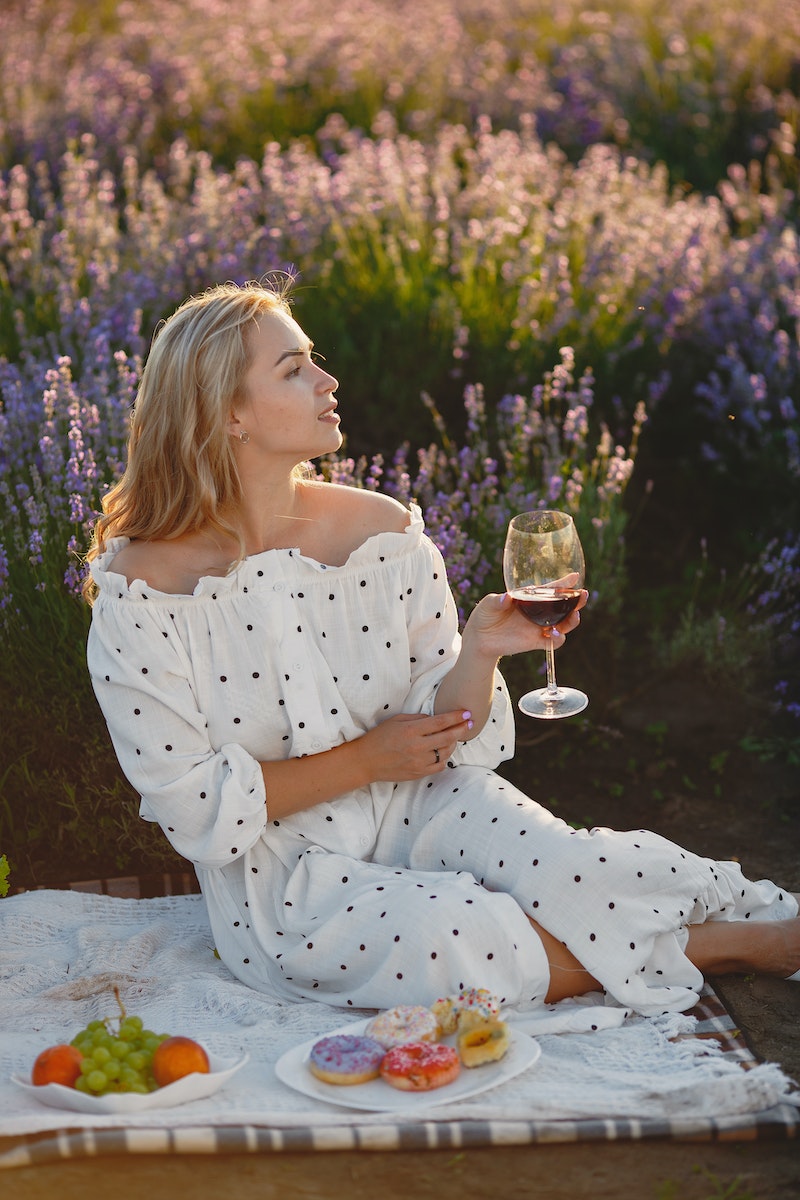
[238,430,250,444]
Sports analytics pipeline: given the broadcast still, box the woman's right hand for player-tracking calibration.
[260,709,472,819]
[357,710,473,782]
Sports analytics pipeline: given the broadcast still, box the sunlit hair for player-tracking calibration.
[83,277,293,602]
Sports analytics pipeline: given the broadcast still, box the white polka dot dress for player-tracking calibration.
[88,504,797,1015]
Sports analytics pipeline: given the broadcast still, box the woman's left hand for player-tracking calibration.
[462,587,588,662]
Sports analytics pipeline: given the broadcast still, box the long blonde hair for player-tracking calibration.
[83,278,292,602]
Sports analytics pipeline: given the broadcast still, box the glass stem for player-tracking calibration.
[544,636,559,697]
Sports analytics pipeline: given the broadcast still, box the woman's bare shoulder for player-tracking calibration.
[299,482,411,562]
[309,481,409,526]
[330,483,409,529]
[108,537,231,595]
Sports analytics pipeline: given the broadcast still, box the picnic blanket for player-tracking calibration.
[0,888,797,1168]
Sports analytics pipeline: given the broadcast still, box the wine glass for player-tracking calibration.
[503,510,588,719]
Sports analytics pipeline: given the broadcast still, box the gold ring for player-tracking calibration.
[434,747,441,764]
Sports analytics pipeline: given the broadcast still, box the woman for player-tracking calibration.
[85,279,799,1016]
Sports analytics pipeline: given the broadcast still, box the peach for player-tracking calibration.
[32,1044,84,1088]
[151,1035,210,1087]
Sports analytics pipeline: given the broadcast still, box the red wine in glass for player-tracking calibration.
[508,586,583,628]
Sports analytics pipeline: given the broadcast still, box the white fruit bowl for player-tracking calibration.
[12,1052,248,1113]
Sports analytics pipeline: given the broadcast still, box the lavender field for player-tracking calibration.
[0,0,798,887]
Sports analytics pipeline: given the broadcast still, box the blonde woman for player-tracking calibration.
[85,280,800,1015]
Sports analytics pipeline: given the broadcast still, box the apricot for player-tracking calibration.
[151,1035,210,1087]
[32,1043,84,1088]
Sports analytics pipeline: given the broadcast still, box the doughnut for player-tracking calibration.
[380,1042,461,1092]
[308,1034,386,1085]
[430,996,459,1036]
[432,987,502,1036]
[454,987,502,1021]
[366,1004,439,1049]
[457,1019,511,1068]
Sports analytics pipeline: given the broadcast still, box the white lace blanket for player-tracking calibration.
[0,890,795,1137]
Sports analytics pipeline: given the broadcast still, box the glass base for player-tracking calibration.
[518,686,589,720]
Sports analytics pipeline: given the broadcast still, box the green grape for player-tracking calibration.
[110,1039,131,1060]
[91,1045,112,1065]
[85,1069,108,1093]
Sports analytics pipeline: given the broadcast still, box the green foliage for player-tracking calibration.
[656,1169,757,1200]
[651,538,800,700]
[741,733,800,766]
[0,621,184,886]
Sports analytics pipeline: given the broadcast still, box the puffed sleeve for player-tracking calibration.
[400,528,515,768]
[87,590,267,870]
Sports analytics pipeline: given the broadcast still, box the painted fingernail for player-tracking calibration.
[462,711,472,720]
[467,720,474,730]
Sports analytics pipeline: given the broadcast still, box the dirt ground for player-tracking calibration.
[4,668,799,1200]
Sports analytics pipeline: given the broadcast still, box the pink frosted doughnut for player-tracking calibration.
[308,1034,386,1085]
[366,1005,439,1049]
[380,1042,461,1091]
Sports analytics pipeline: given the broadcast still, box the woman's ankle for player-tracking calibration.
[685,917,800,978]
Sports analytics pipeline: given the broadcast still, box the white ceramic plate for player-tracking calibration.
[275,1019,541,1112]
[12,1052,249,1113]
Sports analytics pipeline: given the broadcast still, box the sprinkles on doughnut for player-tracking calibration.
[431,987,502,1036]
[380,1042,461,1091]
[308,1034,386,1085]
[366,1004,439,1049]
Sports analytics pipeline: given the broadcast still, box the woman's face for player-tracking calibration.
[233,309,341,463]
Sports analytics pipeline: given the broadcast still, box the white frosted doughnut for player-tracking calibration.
[366,1004,439,1049]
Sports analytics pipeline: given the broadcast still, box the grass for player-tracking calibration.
[656,1169,759,1199]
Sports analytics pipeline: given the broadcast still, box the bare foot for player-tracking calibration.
[776,916,800,979]
[686,916,800,978]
